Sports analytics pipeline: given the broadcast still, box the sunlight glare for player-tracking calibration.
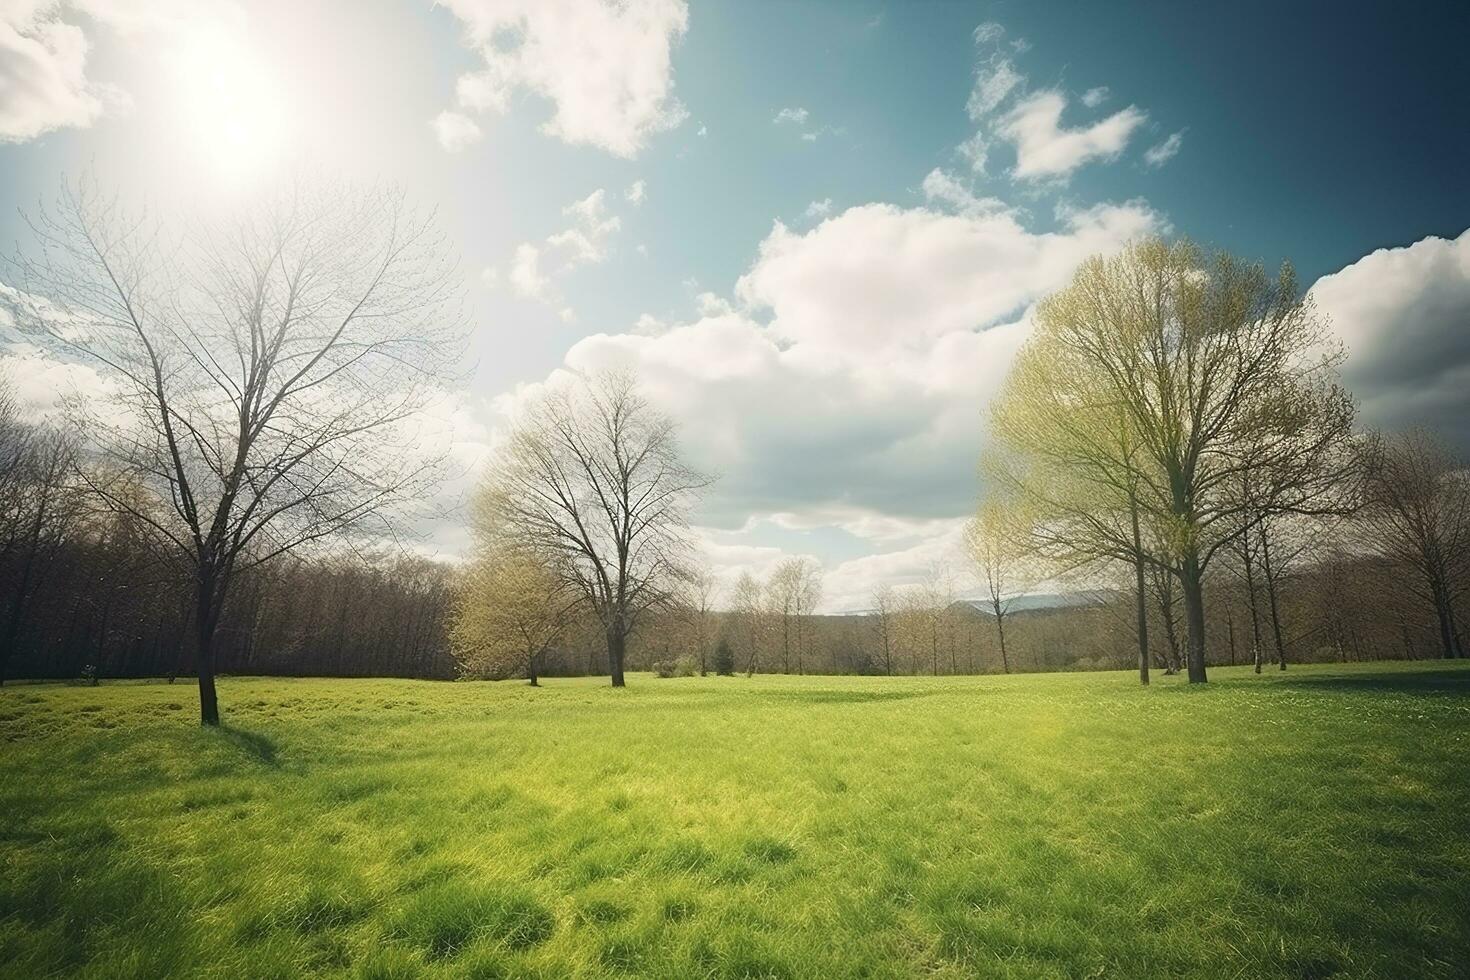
[170,28,290,189]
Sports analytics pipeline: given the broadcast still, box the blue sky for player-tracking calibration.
[2,0,1468,609]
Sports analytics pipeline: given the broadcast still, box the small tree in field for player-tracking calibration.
[477,369,710,687]
[452,547,575,686]
[713,638,735,676]
[965,503,1032,674]
[8,180,462,723]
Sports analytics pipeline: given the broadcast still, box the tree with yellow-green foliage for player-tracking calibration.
[452,543,576,686]
[985,238,1356,684]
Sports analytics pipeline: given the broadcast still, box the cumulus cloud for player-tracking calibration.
[998,90,1147,180]
[773,106,809,126]
[625,179,646,205]
[0,1,141,142]
[1143,130,1184,167]
[1081,86,1109,108]
[440,0,689,158]
[430,110,481,151]
[488,194,1164,607]
[0,13,103,141]
[504,188,622,320]
[1311,229,1470,447]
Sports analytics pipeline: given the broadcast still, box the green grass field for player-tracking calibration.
[2,663,1468,979]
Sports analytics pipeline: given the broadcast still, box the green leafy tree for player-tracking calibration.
[987,238,1355,682]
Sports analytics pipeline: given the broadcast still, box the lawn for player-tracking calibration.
[2,663,1468,979]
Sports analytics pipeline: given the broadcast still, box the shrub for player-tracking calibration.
[653,657,698,678]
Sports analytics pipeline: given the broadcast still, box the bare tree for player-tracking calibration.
[767,558,801,673]
[479,369,710,686]
[8,180,462,722]
[870,584,898,675]
[732,570,767,676]
[0,401,79,685]
[682,563,717,676]
[1357,430,1469,659]
[794,558,823,675]
[965,503,1031,674]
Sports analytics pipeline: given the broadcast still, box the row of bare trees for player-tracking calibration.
[0,387,459,683]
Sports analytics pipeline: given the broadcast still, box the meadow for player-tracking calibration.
[2,663,1468,979]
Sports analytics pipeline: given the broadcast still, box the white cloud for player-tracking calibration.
[957,131,988,174]
[506,188,622,318]
[0,0,242,143]
[920,168,1007,217]
[804,198,833,220]
[440,0,689,158]
[999,90,1147,180]
[491,194,1164,607]
[696,123,707,137]
[0,14,102,141]
[625,179,646,205]
[972,22,1004,45]
[0,2,142,142]
[773,106,809,126]
[957,22,1164,185]
[1311,229,1470,445]
[430,110,481,151]
[799,124,843,143]
[1143,130,1184,167]
[967,58,1022,120]
[695,291,733,317]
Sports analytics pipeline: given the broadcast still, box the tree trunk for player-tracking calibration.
[197,621,220,726]
[1133,574,1149,688]
[1180,553,1209,683]
[1156,571,1181,676]
[993,605,1010,674]
[1431,581,1462,659]
[1259,524,1288,671]
[1129,495,1149,686]
[607,627,627,686]
[1227,610,1237,666]
[196,580,222,726]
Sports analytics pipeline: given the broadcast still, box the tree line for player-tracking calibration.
[2,181,1466,722]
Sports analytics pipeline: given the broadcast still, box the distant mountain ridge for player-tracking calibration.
[831,590,1116,618]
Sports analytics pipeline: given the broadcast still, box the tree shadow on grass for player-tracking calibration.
[216,725,281,766]
[1276,667,1470,697]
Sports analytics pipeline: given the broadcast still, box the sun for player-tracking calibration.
[170,28,290,188]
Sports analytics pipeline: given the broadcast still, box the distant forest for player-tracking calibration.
[0,499,1451,683]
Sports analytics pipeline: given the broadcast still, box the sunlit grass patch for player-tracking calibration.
[1,662,1468,977]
